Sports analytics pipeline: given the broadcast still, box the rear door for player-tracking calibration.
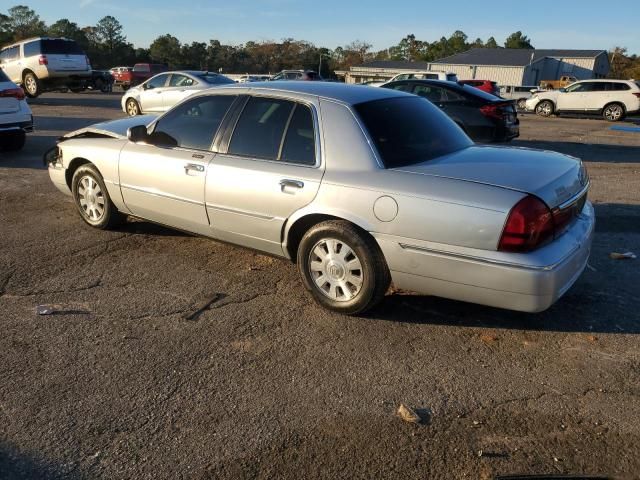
[162,73,198,111]
[138,74,170,112]
[206,95,324,255]
[118,94,238,234]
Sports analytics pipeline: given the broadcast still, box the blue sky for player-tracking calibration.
[16,0,640,54]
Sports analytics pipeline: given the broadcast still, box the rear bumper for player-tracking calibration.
[0,117,33,133]
[374,201,595,313]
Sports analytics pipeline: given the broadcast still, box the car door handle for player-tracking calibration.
[184,163,204,174]
[280,179,304,194]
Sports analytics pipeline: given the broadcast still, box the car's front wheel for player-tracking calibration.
[517,98,527,111]
[603,103,625,122]
[72,164,124,229]
[297,220,390,315]
[125,98,141,116]
[535,100,554,117]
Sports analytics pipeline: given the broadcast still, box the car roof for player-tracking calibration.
[214,81,409,105]
[575,79,633,83]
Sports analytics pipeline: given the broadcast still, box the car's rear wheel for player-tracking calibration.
[297,220,390,315]
[0,131,26,152]
[22,71,41,98]
[535,100,554,117]
[71,164,125,229]
[126,98,140,116]
[603,103,625,122]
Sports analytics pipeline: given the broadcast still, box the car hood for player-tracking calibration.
[61,114,158,140]
[393,145,587,208]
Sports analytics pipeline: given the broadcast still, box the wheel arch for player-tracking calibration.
[282,209,375,262]
[65,157,93,189]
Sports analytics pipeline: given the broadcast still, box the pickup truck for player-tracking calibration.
[539,75,578,90]
[112,64,167,90]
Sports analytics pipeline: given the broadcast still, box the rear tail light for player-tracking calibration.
[480,104,505,120]
[38,55,48,65]
[0,87,25,100]
[498,196,555,252]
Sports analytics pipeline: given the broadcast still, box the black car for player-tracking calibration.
[382,79,519,143]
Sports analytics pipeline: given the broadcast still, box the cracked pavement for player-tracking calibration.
[1,93,639,479]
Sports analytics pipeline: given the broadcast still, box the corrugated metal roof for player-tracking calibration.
[433,48,606,66]
[356,60,433,70]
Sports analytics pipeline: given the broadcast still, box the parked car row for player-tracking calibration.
[45,81,594,315]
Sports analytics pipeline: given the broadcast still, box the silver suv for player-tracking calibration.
[0,37,91,97]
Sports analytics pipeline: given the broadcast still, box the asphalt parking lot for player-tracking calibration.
[1,92,639,479]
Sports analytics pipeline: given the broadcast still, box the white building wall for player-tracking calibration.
[433,64,526,85]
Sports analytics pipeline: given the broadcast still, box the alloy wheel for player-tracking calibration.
[604,104,623,121]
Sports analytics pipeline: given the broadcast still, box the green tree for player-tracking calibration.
[48,19,88,49]
[504,31,533,49]
[485,37,499,48]
[5,5,46,41]
[95,15,126,55]
[150,34,181,67]
[0,13,12,45]
[181,41,207,69]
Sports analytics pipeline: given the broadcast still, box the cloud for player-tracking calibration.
[79,0,98,7]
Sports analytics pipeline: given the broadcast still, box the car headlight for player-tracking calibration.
[43,146,62,167]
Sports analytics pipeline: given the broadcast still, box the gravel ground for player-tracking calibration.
[1,92,639,479]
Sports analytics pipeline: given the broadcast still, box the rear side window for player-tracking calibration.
[608,82,630,91]
[151,95,236,150]
[229,97,295,160]
[280,105,316,165]
[354,97,472,168]
[198,73,235,85]
[23,41,40,57]
[40,39,84,55]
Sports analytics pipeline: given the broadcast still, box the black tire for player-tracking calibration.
[297,220,391,315]
[125,98,141,116]
[602,102,625,122]
[1,131,26,152]
[535,100,554,117]
[71,164,125,229]
[22,71,41,98]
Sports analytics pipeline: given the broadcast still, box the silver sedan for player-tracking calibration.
[47,82,594,315]
[121,70,235,116]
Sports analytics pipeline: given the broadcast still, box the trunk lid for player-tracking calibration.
[394,145,587,208]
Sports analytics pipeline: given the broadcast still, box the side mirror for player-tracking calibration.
[128,125,149,143]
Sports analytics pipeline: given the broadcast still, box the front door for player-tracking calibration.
[557,82,593,111]
[118,93,238,234]
[206,95,324,256]
[138,73,170,112]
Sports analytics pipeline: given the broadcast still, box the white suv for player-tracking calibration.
[0,68,33,151]
[526,79,640,121]
[368,71,458,87]
[0,37,91,98]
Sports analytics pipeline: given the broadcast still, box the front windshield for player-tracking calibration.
[354,96,472,168]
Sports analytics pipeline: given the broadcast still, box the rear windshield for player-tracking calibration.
[133,64,150,72]
[40,39,84,55]
[197,73,235,85]
[354,96,472,169]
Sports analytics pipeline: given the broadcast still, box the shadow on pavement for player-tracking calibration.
[28,93,121,109]
[0,442,86,480]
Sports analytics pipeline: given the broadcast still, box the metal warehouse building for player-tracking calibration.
[340,48,610,86]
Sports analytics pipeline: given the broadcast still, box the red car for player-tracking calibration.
[112,63,167,90]
[459,80,499,97]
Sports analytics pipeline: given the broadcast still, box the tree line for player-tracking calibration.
[1,5,638,79]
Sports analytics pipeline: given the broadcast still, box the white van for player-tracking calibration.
[0,37,91,97]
